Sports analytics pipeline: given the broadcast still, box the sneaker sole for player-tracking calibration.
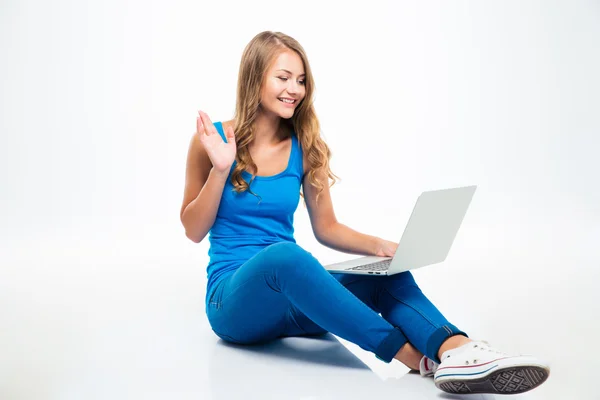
[436,365,549,395]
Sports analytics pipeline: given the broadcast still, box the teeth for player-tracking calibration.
[279,98,295,104]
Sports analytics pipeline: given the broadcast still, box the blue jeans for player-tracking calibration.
[205,242,466,363]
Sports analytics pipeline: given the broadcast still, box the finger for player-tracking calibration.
[196,115,205,135]
[197,110,210,136]
[198,110,217,136]
[225,125,236,144]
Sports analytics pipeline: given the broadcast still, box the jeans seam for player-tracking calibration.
[219,274,271,305]
[382,287,440,329]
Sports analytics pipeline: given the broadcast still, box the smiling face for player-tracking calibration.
[259,49,306,119]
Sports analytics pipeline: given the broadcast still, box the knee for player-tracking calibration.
[262,242,320,272]
[265,242,313,261]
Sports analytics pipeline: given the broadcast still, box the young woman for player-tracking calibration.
[180,31,550,395]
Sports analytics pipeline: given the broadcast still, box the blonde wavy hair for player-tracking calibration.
[230,31,338,202]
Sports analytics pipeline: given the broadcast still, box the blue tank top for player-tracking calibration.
[205,122,304,301]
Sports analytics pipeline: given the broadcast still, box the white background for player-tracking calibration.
[1,0,599,399]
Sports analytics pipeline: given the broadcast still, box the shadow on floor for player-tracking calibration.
[207,333,501,400]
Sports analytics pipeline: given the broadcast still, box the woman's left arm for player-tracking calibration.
[302,169,398,257]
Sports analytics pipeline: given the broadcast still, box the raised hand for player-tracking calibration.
[197,110,237,174]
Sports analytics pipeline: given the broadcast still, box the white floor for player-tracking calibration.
[1,227,598,400]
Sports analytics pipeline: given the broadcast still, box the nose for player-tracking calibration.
[286,80,302,95]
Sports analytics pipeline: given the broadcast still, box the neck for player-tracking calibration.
[253,111,288,146]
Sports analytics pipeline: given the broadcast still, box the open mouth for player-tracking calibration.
[278,98,296,105]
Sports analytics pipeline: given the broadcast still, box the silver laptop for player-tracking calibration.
[325,185,477,275]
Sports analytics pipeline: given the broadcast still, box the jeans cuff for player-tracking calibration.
[374,327,408,363]
[426,324,468,364]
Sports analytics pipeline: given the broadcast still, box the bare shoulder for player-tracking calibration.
[187,129,211,168]
[180,128,213,219]
[302,151,309,178]
[222,119,235,132]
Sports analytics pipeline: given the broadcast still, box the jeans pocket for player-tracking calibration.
[207,280,226,311]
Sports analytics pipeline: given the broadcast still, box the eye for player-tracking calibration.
[278,77,305,85]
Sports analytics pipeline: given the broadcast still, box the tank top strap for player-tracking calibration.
[290,133,304,179]
[213,121,227,142]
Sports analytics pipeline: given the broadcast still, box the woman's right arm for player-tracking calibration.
[180,135,228,243]
[180,111,237,243]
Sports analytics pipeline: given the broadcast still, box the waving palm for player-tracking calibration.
[197,110,237,173]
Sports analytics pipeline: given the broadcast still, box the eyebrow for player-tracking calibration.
[277,69,306,77]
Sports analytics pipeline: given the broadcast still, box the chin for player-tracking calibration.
[278,110,296,119]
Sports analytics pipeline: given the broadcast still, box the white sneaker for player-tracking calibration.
[419,356,438,377]
[434,341,550,395]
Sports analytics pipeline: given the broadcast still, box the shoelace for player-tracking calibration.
[469,342,506,365]
[446,341,508,366]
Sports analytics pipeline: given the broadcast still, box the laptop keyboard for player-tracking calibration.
[346,259,392,272]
